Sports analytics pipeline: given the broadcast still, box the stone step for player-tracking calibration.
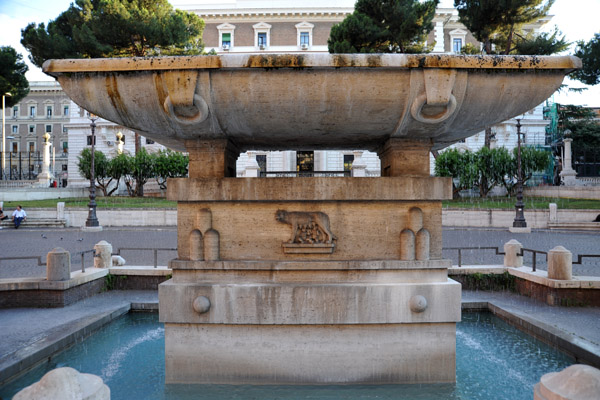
[0,218,66,228]
[548,222,600,231]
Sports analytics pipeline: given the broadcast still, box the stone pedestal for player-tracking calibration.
[560,138,578,186]
[47,248,71,281]
[548,246,572,280]
[534,364,600,400]
[14,367,110,400]
[94,241,113,269]
[160,140,460,385]
[37,133,54,187]
[504,239,523,268]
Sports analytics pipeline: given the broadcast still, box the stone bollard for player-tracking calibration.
[57,202,65,220]
[94,240,113,269]
[14,367,110,400]
[549,203,557,223]
[548,246,572,280]
[534,364,600,400]
[47,248,71,281]
[503,239,523,268]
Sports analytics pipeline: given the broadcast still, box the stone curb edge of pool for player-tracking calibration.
[463,301,600,368]
[1,300,598,387]
[0,304,132,386]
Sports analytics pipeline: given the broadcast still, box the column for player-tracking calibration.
[559,138,577,186]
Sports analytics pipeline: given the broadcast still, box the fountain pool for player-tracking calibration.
[0,311,573,400]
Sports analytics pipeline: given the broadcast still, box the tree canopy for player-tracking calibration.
[454,0,567,55]
[0,46,29,107]
[328,0,439,54]
[572,33,600,86]
[21,0,205,68]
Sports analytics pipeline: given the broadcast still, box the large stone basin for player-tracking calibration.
[43,54,579,152]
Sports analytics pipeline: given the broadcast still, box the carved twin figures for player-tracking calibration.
[400,207,430,261]
[188,208,220,261]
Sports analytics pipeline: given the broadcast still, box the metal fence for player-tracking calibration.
[0,151,42,180]
[114,247,178,268]
[260,171,351,178]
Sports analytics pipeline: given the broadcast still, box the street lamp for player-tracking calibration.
[2,92,12,179]
[86,113,99,227]
[512,118,527,229]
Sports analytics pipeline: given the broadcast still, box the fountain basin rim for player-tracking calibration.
[42,53,581,75]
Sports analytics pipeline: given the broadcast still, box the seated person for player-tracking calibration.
[11,205,27,229]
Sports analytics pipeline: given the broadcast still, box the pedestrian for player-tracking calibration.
[11,205,27,229]
[0,205,8,230]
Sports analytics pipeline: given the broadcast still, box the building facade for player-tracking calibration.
[1,81,70,183]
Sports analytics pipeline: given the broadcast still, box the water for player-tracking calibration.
[0,312,573,400]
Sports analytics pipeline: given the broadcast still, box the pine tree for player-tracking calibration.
[328,0,439,54]
[454,0,559,55]
[0,46,29,107]
[572,33,600,86]
[21,0,205,68]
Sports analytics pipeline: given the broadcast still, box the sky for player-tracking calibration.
[0,0,598,106]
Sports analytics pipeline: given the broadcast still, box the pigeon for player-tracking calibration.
[77,238,84,242]
[41,234,47,239]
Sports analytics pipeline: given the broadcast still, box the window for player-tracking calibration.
[222,33,231,47]
[62,164,68,171]
[11,142,18,153]
[87,135,96,145]
[296,151,314,173]
[28,125,35,134]
[453,38,462,53]
[300,32,310,46]
[45,125,52,133]
[28,141,35,152]
[253,22,271,49]
[257,33,267,47]
[343,154,354,172]
[63,105,69,116]
[256,154,267,172]
[217,23,236,50]
[46,106,52,118]
[62,141,68,153]
[449,29,467,53]
[146,138,155,144]
[12,106,18,118]
[11,125,17,134]
[29,106,36,117]
[63,126,68,133]
[296,22,314,49]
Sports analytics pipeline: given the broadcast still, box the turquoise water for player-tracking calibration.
[0,312,573,399]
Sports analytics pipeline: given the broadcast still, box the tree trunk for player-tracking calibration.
[484,127,493,148]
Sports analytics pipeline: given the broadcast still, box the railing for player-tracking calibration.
[259,171,351,177]
[114,247,177,268]
[71,249,96,273]
[443,247,505,268]
[443,246,600,273]
[520,248,547,272]
[0,256,46,267]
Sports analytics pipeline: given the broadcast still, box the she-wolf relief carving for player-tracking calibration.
[188,208,220,261]
[400,207,430,261]
[275,210,337,254]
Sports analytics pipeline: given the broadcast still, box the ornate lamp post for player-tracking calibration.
[2,92,12,179]
[86,113,99,227]
[512,118,527,229]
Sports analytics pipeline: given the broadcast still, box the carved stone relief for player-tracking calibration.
[400,207,430,261]
[276,210,336,254]
[188,208,220,261]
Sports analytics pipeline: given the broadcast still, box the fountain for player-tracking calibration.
[44,53,579,385]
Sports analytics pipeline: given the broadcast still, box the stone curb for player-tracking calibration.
[463,301,600,368]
